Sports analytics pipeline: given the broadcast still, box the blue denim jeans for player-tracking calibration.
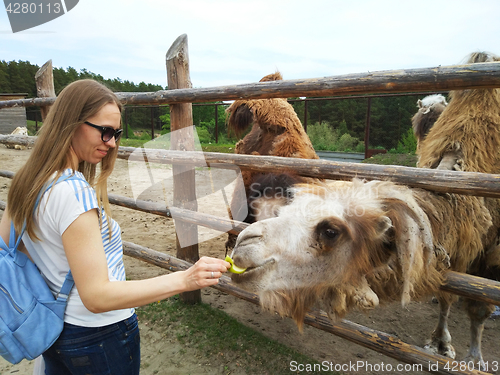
[43,314,140,375]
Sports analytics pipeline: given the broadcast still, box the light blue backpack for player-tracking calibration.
[0,175,76,364]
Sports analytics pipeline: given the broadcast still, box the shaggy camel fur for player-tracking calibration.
[411,94,447,153]
[417,52,500,174]
[230,178,496,366]
[414,51,500,366]
[225,72,318,250]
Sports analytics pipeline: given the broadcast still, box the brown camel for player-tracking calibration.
[225,72,319,251]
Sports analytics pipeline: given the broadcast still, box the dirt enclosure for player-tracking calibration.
[1,146,499,375]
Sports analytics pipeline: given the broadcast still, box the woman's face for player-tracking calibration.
[71,103,121,164]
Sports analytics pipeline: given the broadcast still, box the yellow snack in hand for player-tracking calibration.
[225,255,247,274]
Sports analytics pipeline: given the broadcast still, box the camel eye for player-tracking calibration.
[315,219,343,249]
[324,228,339,240]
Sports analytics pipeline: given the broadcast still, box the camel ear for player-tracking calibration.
[376,216,392,238]
[382,195,435,306]
[227,103,254,138]
[417,99,423,108]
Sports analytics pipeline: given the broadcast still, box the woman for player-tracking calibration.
[0,79,230,374]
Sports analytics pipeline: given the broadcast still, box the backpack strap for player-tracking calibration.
[35,173,78,300]
[8,173,81,299]
[56,271,74,302]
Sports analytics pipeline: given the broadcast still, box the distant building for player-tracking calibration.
[0,93,28,134]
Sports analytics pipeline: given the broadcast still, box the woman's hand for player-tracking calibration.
[182,256,231,290]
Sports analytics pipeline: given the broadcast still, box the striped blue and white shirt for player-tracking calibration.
[23,168,133,327]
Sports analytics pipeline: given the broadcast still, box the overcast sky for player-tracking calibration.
[1,0,499,89]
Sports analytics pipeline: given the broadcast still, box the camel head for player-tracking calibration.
[230,179,439,328]
[226,71,301,139]
[412,94,448,144]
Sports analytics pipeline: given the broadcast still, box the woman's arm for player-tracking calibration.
[62,209,230,313]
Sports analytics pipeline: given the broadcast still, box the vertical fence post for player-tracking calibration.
[124,107,129,138]
[150,106,155,140]
[303,99,308,132]
[35,60,55,122]
[364,97,372,159]
[166,34,200,304]
[214,104,219,144]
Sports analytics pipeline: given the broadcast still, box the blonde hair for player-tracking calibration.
[8,79,122,239]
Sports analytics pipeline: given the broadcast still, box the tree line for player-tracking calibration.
[291,94,426,151]
[1,60,430,150]
[0,60,164,96]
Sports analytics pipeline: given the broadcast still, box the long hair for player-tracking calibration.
[8,79,122,239]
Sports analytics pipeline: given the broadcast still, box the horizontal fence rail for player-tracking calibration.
[118,147,500,198]
[3,141,500,198]
[1,62,500,109]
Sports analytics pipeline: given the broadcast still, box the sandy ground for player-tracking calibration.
[1,146,499,375]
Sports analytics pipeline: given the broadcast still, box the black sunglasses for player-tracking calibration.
[84,121,123,142]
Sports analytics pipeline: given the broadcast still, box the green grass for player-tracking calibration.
[137,296,335,374]
[26,120,41,135]
[363,153,418,167]
[201,144,235,153]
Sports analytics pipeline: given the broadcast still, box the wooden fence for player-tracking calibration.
[1,34,500,374]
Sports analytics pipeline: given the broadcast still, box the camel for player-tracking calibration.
[417,52,500,174]
[225,72,319,251]
[415,51,500,365]
[411,94,447,153]
[229,178,497,367]
[229,53,500,368]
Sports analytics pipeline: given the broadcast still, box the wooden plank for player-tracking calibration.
[442,271,500,305]
[0,134,36,147]
[108,193,246,235]
[2,142,499,200]
[116,148,500,198]
[1,62,500,109]
[166,34,200,304]
[35,60,55,121]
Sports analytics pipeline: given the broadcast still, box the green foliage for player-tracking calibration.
[337,133,362,152]
[201,143,235,153]
[389,127,417,154]
[192,103,228,141]
[300,95,421,150]
[363,152,418,167]
[338,119,349,136]
[307,122,364,152]
[119,138,145,148]
[0,60,165,97]
[139,131,152,141]
[307,122,339,150]
[159,112,170,134]
[194,126,212,143]
[124,124,138,139]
